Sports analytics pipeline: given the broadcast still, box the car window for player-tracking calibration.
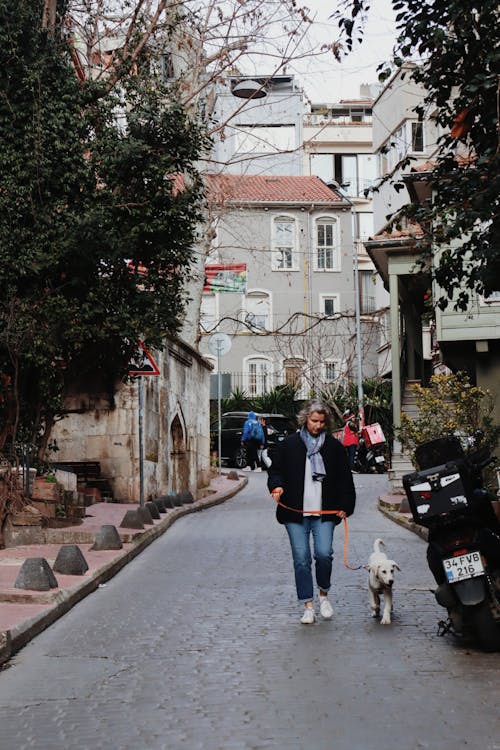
[267,418,295,433]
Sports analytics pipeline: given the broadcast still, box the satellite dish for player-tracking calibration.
[208,332,232,357]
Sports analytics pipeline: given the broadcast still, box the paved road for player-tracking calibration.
[0,473,498,750]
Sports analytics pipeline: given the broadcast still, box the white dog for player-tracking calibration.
[368,538,401,625]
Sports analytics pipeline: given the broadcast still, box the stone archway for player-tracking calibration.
[170,415,189,492]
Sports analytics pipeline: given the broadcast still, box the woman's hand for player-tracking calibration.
[271,487,283,500]
[336,510,347,519]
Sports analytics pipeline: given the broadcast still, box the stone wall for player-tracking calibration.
[49,337,212,503]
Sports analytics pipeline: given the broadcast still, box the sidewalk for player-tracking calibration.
[377,491,428,541]
[0,471,247,667]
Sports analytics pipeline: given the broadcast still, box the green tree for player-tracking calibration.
[0,0,208,455]
[336,0,500,308]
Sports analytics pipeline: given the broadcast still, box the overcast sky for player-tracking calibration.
[290,0,397,103]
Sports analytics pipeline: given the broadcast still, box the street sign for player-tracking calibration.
[128,340,160,376]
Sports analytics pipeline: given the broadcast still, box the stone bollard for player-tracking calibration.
[153,498,167,514]
[168,491,183,507]
[53,545,89,575]
[120,510,145,529]
[91,525,123,551]
[14,558,58,591]
[179,490,195,505]
[159,494,175,509]
[137,506,154,525]
[145,501,160,520]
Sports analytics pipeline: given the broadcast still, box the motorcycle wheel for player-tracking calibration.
[469,601,500,652]
[376,463,386,474]
[234,446,247,470]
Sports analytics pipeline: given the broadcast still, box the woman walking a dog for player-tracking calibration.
[268,400,356,624]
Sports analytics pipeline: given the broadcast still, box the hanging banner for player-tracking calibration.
[204,263,247,293]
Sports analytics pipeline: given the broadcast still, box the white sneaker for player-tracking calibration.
[319,596,333,620]
[300,606,316,625]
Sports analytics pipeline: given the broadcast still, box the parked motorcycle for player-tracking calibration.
[403,434,500,651]
[354,423,387,474]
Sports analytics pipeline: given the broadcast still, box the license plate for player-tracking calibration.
[443,551,484,583]
[375,455,385,463]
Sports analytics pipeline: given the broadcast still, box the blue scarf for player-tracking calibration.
[300,426,326,482]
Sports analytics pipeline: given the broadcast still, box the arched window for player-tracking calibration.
[244,290,271,330]
[200,293,217,332]
[283,358,307,399]
[245,357,272,396]
[272,217,297,270]
[315,217,340,271]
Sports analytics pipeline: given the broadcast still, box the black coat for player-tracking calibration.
[267,432,356,524]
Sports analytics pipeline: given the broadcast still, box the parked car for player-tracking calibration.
[210,411,296,469]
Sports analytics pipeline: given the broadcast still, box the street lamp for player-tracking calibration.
[231,79,268,99]
[353,238,365,427]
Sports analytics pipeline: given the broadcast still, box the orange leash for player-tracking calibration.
[270,495,364,571]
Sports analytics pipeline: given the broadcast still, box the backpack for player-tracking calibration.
[249,419,264,442]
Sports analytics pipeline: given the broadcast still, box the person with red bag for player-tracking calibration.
[342,409,359,469]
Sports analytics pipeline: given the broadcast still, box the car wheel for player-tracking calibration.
[234,446,247,469]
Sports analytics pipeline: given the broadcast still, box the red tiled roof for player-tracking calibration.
[205,174,344,205]
[371,223,424,241]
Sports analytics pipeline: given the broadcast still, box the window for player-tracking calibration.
[379,150,388,177]
[310,153,334,183]
[246,357,272,395]
[244,291,271,330]
[357,154,377,194]
[354,212,374,241]
[360,271,377,313]
[284,358,306,398]
[272,218,297,270]
[235,125,296,155]
[200,293,217,332]
[410,121,425,153]
[323,361,338,383]
[159,52,174,81]
[315,218,339,271]
[319,294,339,316]
[335,154,357,194]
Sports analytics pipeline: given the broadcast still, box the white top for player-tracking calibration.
[303,457,322,516]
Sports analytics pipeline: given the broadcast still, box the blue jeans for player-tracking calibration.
[285,518,335,602]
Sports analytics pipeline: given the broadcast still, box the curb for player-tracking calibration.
[0,475,247,667]
[378,499,428,542]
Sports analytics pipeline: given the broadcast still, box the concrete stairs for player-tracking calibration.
[388,380,420,494]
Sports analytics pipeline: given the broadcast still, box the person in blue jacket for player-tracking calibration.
[241,411,265,471]
[268,399,356,624]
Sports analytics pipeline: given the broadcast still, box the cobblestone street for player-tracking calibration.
[0,472,498,750]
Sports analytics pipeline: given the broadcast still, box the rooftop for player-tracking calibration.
[205,174,345,205]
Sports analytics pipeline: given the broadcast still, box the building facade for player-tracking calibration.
[198,174,380,398]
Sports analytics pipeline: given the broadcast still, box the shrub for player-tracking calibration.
[397,372,499,467]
